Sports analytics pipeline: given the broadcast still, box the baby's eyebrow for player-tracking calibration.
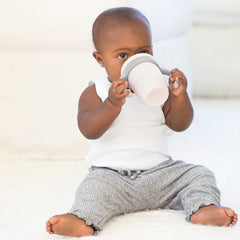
[136,45,153,50]
[113,47,132,52]
[114,45,152,53]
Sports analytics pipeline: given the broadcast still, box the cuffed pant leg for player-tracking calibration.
[167,165,221,221]
[68,167,144,234]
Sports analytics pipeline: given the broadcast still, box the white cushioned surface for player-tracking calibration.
[1,99,240,240]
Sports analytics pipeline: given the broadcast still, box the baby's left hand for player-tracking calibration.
[169,68,187,96]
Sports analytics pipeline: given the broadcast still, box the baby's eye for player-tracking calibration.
[118,53,127,59]
[140,50,149,54]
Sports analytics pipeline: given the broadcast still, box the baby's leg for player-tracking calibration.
[46,167,139,236]
[167,163,238,226]
[46,214,93,237]
[184,166,238,226]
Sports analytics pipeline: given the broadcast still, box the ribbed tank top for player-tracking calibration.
[86,77,171,170]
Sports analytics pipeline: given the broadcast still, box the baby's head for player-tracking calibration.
[92,7,153,82]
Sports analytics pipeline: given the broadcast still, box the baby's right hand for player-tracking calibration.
[108,80,131,107]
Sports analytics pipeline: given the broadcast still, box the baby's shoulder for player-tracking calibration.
[78,83,101,108]
[80,83,97,99]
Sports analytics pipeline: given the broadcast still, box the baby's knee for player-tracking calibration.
[196,165,216,181]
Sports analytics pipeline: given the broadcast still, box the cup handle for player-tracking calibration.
[173,81,179,89]
[159,67,179,89]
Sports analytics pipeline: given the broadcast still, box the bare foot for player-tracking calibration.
[46,213,94,237]
[191,205,238,226]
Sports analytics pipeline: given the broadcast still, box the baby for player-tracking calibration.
[46,7,238,237]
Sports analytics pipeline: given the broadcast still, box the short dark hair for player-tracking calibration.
[92,7,151,50]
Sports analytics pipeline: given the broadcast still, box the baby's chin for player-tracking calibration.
[107,76,113,83]
[108,76,121,82]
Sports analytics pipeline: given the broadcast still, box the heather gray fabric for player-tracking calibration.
[69,159,220,234]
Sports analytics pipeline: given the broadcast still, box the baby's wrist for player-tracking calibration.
[171,89,188,97]
[107,97,122,109]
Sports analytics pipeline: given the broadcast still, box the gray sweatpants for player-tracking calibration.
[69,159,220,233]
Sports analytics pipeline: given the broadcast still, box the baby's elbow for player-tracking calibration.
[82,131,102,140]
[166,121,192,132]
[169,126,189,132]
[78,124,102,139]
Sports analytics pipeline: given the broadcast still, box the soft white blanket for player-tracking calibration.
[1,99,240,240]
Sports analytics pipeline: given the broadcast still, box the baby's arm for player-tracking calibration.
[163,69,193,132]
[77,80,130,139]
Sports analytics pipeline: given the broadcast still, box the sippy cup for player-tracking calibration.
[120,53,173,106]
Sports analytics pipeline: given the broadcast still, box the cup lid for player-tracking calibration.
[120,53,171,81]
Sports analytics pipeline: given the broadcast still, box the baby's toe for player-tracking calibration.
[48,216,60,225]
[224,208,235,218]
[46,225,53,234]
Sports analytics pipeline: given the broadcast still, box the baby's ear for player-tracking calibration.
[93,51,104,67]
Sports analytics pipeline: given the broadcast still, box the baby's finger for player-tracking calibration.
[112,80,124,89]
[170,70,183,78]
[170,68,179,74]
[170,69,186,79]
[116,81,129,94]
[169,76,176,90]
[121,88,131,98]
[169,74,175,83]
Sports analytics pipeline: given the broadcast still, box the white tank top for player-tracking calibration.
[86,77,171,170]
